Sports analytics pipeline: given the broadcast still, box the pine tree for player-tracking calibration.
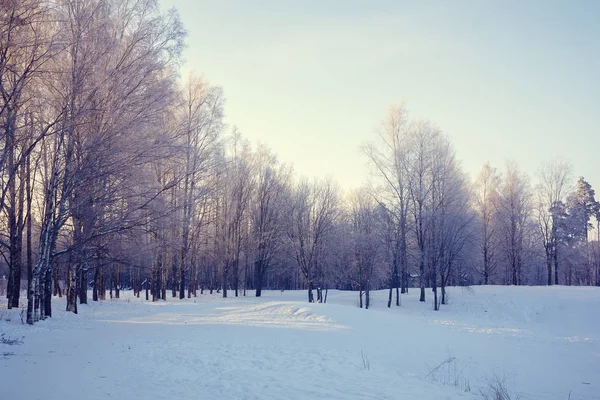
[565,177,597,243]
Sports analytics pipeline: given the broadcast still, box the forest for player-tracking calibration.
[1,0,599,326]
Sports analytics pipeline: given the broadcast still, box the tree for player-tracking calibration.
[1,0,60,310]
[363,104,410,306]
[21,0,186,323]
[497,162,532,286]
[423,129,470,310]
[251,145,289,297]
[349,188,382,309]
[63,0,185,310]
[565,177,597,243]
[406,120,440,303]
[287,178,339,303]
[437,168,474,306]
[177,73,223,299]
[474,163,501,284]
[216,131,253,298]
[536,159,571,285]
[562,177,598,285]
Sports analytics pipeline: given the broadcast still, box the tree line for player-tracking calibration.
[1,0,598,325]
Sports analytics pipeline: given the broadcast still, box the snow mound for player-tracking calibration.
[100,300,345,331]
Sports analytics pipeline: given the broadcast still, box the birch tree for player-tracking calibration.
[287,178,339,302]
[177,73,223,298]
[251,145,289,297]
[1,0,60,309]
[349,188,382,309]
[216,131,253,298]
[497,162,532,286]
[474,163,501,284]
[536,159,571,285]
[363,104,410,306]
[406,120,439,303]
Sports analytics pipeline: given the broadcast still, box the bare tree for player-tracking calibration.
[287,178,339,303]
[63,0,185,310]
[474,163,501,284]
[497,162,532,286]
[438,172,474,305]
[251,145,289,297]
[536,158,572,285]
[216,131,254,298]
[406,120,440,303]
[1,0,60,309]
[177,73,223,298]
[349,188,382,309]
[363,104,410,306]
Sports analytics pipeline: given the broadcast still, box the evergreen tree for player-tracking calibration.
[565,177,598,243]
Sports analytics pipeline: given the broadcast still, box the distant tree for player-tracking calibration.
[437,171,474,305]
[286,178,339,303]
[363,104,410,306]
[178,73,223,299]
[497,162,532,286]
[406,120,439,303]
[562,177,598,285]
[474,163,501,285]
[536,159,571,285]
[565,177,597,243]
[215,131,253,298]
[251,145,289,297]
[349,188,382,309]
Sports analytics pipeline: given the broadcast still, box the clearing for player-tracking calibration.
[1,286,599,399]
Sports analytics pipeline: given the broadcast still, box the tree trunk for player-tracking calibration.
[441,272,447,305]
[115,265,120,299]
[388,259,398,308]
[233,257,239,297]
[553,241,559,285]
[44,267,52,318]
[546,256,553,286]
[400,212,408,296]
[53,266,62,297]
[109,265,113,299]
[255,260,264,297]
[432,261,439,311]
[6,112,24,310]
[66,264,78,314]
[78,264,87,304]
[26,150,32,312]
[137,267,141,298]
[172,256,177,298]
[359,287,363,308]
[101,265,107,300]
[92,261,99,301]
[243,253,248,297]
[419,250,426,302]
[179,259,185,300]
[222,266,228,298]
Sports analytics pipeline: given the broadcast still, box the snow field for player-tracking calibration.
[1,286,598,399]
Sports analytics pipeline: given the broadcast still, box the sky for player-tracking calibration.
[159,0,599,192]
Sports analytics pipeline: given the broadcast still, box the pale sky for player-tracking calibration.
[160,0,599,192]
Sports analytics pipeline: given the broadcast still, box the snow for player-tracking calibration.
[1,286,599,400]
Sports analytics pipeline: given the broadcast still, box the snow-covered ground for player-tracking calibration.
[1,286,598,399]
